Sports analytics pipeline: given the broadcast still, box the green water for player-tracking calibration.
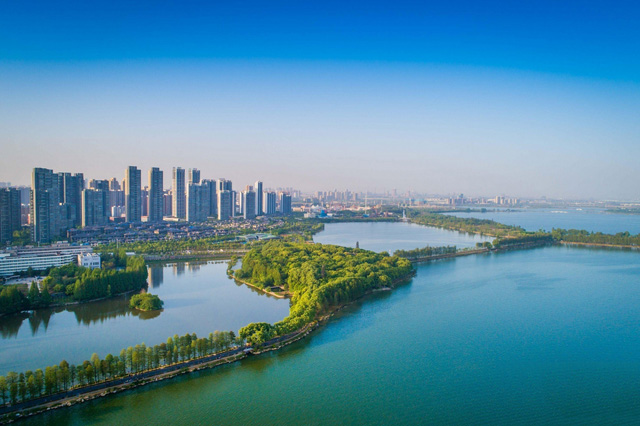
[23,245,640,425]
[0,261,290,375]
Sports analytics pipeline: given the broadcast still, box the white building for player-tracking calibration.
[0,243,93,277]
[78,253,101,269]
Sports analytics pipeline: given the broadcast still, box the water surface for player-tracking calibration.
[314,221,491,252]
[25,246,640,425]
[0,261,290,375]
[445,208,640,234]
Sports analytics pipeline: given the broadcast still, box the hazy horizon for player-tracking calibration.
[2,1,639,200]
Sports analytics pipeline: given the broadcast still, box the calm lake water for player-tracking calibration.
[314,221,491,252]
[0,261,290,375]
[21,226,640,425]
[445,208,640,234]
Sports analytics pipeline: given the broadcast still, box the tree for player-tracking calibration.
[0,376,7,404]
[34,369,44,397]
[90,353,100,381]
[7,372,19,404]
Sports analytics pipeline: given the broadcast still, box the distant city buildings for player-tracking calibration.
[241,188,256,220]
[81,188,108,227]
[279,193,292,215]
[17,165,295,243]
[148,167,164,223]
[0,188,21,245]
[31,167,63,243]
[263,191,277,215]
[188,168,200,185]
[217,189,232,221]
[172,167,186,219]
[254,181,263,216]
[125,166,141,222]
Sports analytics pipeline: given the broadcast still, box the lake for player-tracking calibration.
[0,261,290,375]
[20,224,640,425]
[314,221,491,252]
[444,208,640,234]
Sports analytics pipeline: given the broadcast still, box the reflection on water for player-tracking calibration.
[0,260,290,375]
[173,263,185,276]
[0,293,153,338]
[148,265,164,288]
[0,312,28,338]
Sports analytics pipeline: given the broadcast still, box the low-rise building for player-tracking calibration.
[0,243,93,276]
[78,252,101,269]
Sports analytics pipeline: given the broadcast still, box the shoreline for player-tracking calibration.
[0,269,416,423]
[0,288,140,319]
[233,277,291,299]
[558,241,640,250]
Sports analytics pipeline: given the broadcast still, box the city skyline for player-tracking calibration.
[1,1,639,200]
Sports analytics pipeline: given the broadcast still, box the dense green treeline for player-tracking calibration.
[271,221,325,239]
[551,229,640,246]
[130,293,164,311]
[0,253,147,316]
[70,256,147,301]
[96,238,244,255]
[236,241,413,343]
[492,234,554,248]
[407,210,526,237]
[393,246,458,259]
[0,331,241,406]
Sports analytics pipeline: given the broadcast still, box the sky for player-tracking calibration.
[1,0,639,200]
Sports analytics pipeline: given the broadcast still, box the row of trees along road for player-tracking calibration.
[0,331,241,406]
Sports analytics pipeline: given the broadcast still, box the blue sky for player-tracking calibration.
[1,0,639,199]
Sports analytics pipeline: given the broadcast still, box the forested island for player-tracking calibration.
[0,241,413,413]
[129,294,164,311]
[0,252,148,316]
[404,209,639,249]
[235,241,413,344]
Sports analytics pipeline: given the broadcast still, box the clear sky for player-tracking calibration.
[1,0,639,199]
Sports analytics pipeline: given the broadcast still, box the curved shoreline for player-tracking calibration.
[0,270,415,424]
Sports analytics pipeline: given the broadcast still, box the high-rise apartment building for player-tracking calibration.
[148,167,164,222]
[163,191,172,217]
[188,168,200,185]
[186,182,211,222]
[0,188,21,244]
[31,167,63,243]
[241,189,256,220]
[60,172,84,227]
[279,193,292,215]
[263,191,277,215]
[217,179,233,219]
[88,179,110,219]
[81,189,108,227]
[141,188,149,217]
[254,181,263,216]
[108,178,121,191]
[125,166,141,222]
[217,190,232,221]
[202,179,217,218]
[172,167,186,219]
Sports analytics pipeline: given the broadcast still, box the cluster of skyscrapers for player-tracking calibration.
[9,166,293,244]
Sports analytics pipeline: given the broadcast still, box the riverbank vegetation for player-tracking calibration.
[96,239,245,255]
[551,229,640,247]
[129,294,163,311]
[235,241,413,344]
[0,253,148,316]
[0,331,240,406]
[407,210,526,237]
[393,245,458,260]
